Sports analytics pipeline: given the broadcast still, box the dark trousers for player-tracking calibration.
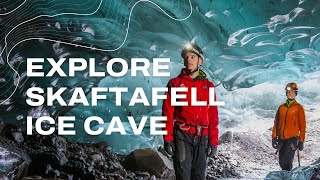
[279,137,298,171]
[173,128,208,180]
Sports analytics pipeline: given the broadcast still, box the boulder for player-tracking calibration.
[52,136,67,152]
[123,148,174,179]
[0,137,31,179]
[265,158,320,180]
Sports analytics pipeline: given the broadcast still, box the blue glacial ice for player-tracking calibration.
[0,0,320,154]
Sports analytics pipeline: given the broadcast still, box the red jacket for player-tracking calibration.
[162,69,219,146]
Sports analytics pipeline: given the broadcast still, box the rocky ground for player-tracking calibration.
[0,122,240,180]
[217,130,279,179]
[1,107,319,180]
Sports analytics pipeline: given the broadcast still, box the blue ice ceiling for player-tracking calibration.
[0,0,320,153]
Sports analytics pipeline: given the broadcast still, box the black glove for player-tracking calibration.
[206,143,217,157]
[298,141,304,151]
[272,137,279,149]
[164,141,175,156]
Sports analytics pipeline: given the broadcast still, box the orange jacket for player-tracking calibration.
[272,100,306,142]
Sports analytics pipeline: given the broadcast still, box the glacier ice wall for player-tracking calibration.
[0,0,320,153]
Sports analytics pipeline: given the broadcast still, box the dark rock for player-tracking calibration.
[114,169,127,178]
[126,171,136,179]
[52,136,67,152]
[12,131,24,143]
[2,124,25,144]
[105,173,124,180]
[123,148,174,179]
[135,171,150,179]
[0,122,178,180]
[311,171,320,180]
[86,147,94,154]
[33,150,67,166]
[0,137,31,179]
[0,121,5,134]
[0,171,9,180]
[44,164,61,177]
[93,141,108,150]
[219,131,233,144]
[89,153,104,164]
[27,149,68,176]
[21,176,65,180]
[62,159,96,180]
[21,176,43,180]
[109,161,123,172]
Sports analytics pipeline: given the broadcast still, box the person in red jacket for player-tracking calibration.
[162,43,219,180]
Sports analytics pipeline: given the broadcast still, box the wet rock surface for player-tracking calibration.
[0,134,31,179]
[311,169,320,180]
[123,148,175,179]
[0,122,127,179]
[0,122,242,179]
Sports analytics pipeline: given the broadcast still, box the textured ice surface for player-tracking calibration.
[0,0,320,153]
[265,158,320,180]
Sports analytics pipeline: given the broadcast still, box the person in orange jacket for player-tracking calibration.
[272,82,306,171]
[162,43,219,180]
